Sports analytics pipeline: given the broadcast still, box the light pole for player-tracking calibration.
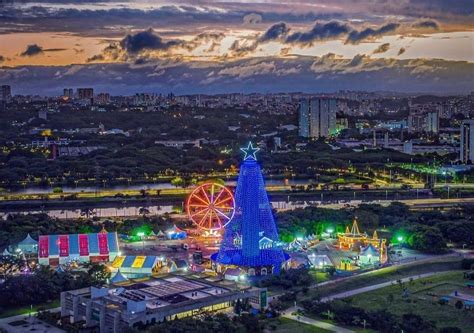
[137,232,145,251]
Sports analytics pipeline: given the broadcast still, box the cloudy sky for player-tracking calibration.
[0,0,473,95]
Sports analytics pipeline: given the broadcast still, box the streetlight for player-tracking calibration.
[326,228,334,238]
[137,232,145,251]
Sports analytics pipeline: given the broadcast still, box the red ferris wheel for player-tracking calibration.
[186,183,235,231]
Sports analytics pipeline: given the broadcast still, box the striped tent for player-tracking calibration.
[38,232,119,266]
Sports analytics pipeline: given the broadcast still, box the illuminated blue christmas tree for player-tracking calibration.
[214,142,288,275]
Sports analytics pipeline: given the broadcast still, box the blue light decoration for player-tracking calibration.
[212,142,289,276]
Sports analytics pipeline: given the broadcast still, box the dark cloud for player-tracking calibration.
[20,44,44,57]
[346,23,400,44]
[43,48,68,52]
[0,1,472,38]
[373,43,390,54]
[286,21,351,45]
[183,33,225,52]
[228,40,258,57]
[2,57,472,95]
[0,55,4,63]
[120,28,182,53]
[412,19,440,29]
[243,13,263,25]
[258,22,290,42]
[86,54,105,63]
[348,54,368,67]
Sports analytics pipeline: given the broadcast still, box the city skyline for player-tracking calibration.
[0,0,473,95]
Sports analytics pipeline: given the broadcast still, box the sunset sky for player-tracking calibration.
[0,0,473,95]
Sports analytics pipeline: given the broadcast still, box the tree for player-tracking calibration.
[0,255,24,279]
[400,313,436,333]
[439,327,462,333]
[87,263,111,286]
[138,207,150,217]
[170,176,184,188]
[454,300,464,310]
[409,227,446,254]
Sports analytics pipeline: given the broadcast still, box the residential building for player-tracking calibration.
[298,98,336,138]
[77,88,94,100]
[63,88,73,98]
[298,98,310,137]
[460,120,474,164]
[0,85,11,101]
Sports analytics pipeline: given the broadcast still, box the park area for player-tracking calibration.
[345,271,474,332]
[272,318,331,333]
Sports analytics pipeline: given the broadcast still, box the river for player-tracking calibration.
[4,178,310,195]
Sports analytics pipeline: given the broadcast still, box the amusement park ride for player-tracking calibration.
[186,182,235,236]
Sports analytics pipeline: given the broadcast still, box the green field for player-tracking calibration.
[311,271,330,284]
[0,300,60,319]
[306,256,463,300]
[271,317,332,333]
[345,271,474,333]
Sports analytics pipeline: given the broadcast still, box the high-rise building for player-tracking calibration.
[298,98,310,137]
[63,88,73,98]
[408,110,439,133]
[460,120,474,164]
[77,88,94,100]
[298,98,336,138]
[426,111,439,133]
[96,93,111,105]
[0,85,12,101]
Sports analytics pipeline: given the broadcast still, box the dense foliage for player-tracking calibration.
[0,213,181,249]
[0,263,109,310]
[0,106,427,187]
[132,313,263,333]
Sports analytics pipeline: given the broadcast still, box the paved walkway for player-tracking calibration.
[282,306,354,333]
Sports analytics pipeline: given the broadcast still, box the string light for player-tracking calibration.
[214,142,287,274]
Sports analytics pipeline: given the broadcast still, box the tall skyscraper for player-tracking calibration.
[77,88,94,100]
[63,88,73,98]
[298,98,336,138]
[0,85,12,101]
[460,120,474,164]
[298,98,310,137]
[408,110,439,133]
[426,111,439,133]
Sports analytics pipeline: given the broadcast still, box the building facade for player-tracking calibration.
[0,85,12,101]
[61,275,267,332]
[460,120,474,164]
[298,98,336,138]
[38,231,119,266]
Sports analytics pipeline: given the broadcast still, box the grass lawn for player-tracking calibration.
[312,271,330,284]
[270,317,332,333]
[345,271,474,333]
[306,256,463,300]
[0,299,60,319]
